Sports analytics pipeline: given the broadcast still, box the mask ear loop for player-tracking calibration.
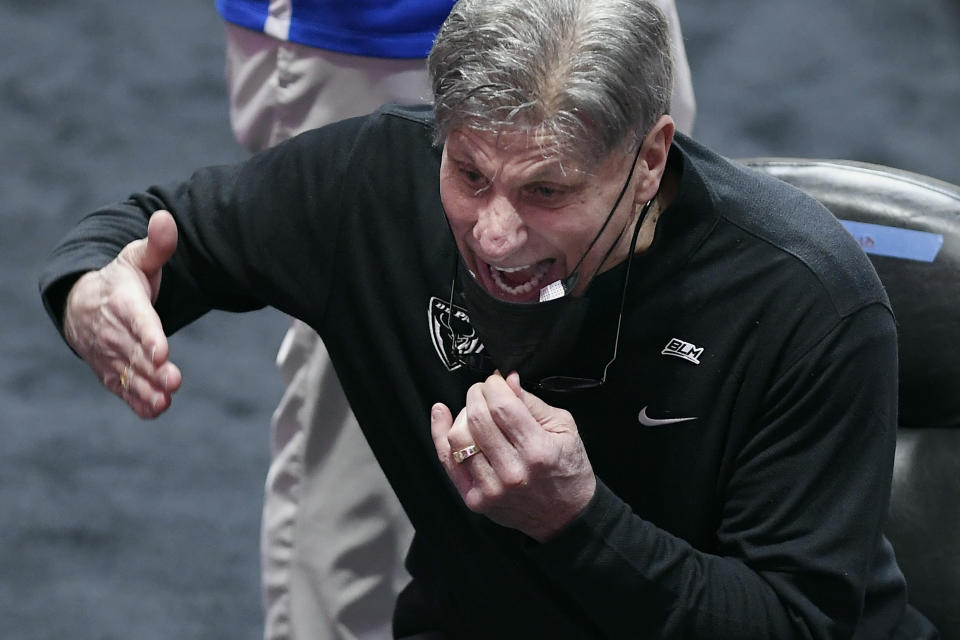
[446,257,461,365]
[581,197,641,290]
[558,141,646,295]
[594,195,656,382]
[535,195,657,392]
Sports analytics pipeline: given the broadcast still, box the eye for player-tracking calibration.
[523,182,568,206]
[531,184,561,198]
[457,166,491,194]
[462,168,484,184]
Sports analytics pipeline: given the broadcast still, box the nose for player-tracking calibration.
[472,194,527,260]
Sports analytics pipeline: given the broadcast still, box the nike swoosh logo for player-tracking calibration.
[638,406,698,427]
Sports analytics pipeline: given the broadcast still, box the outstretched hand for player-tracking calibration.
[63,210,183,418]
[431,372,596,542]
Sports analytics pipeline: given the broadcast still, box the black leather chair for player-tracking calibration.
[741,158,960,639]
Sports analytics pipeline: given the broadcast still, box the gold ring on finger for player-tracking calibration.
[120,363,132,392]
[452,444,481,464]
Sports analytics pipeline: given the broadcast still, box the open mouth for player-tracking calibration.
[488,260,553,297]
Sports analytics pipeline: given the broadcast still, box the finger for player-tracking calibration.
[125,390,168,419]
[462,382,499,452]
[103,359,152,419]
[114,361,157,418]
[440,399,504,512]
[515,379,572,434]
[504,371,523,397]
[102,328,168,404]
[430,403,474,496]
[505,371,547,420]
[129,363,179,418]
[503,371,567,434]
[104,262,181,416]
[134,340,182,395]
[464,375,530,491]
[110,350,181,418]
[130,344,182,407]
[476,373,549,454]
[105,279,171,381]
[460,448,502,513]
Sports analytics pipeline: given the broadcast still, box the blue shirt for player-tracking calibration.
[215,0,455,58]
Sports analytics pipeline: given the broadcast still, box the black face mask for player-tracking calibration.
[455,260,590,381]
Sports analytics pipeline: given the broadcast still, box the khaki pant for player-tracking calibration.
[225,22,430,640]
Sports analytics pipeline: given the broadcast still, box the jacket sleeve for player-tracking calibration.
[526,302,900,639]
[38,117,366,339]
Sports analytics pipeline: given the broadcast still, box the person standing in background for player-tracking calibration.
[214,1,696,638]
[216,3,451,638]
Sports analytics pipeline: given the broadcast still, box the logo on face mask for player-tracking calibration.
[428,296,484,371]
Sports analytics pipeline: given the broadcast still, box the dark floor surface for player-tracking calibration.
[1,1,957,638]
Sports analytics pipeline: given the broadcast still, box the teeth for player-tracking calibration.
[489,261,552,296]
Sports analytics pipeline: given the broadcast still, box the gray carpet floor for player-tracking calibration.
[1,1,957,638]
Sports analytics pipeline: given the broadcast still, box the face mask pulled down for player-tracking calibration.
[456,262,589,382]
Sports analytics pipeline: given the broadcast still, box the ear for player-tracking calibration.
[633,115,675,205]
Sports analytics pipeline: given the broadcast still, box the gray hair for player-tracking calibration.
[427,0,674,164]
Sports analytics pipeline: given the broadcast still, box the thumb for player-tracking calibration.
[123,210,178,275]
[119,210,178,300]
[141,210,179,274]
[430,402,455,451]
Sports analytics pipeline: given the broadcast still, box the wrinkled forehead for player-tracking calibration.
[445,124,627,176]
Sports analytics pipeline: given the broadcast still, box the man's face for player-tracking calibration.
[440,128,644,303]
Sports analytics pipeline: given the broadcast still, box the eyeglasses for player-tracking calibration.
[533,272,627,391]
[535,198,648,392]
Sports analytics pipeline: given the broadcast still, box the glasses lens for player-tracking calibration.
[536,375,603,392]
